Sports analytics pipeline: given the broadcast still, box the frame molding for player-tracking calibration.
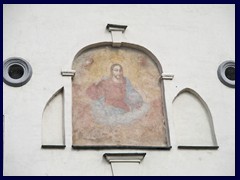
[72,42,171,150]
[103,153,146,163]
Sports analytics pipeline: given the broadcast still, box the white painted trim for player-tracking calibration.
[161,73,174,80]
[103,153,146,164]
[61,70,76,77]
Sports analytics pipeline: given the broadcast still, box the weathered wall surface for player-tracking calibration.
[3,4,235,176]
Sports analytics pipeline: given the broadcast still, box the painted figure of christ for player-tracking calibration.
[86,63,149,124]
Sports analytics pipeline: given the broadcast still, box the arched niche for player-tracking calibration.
[173,88,218,149]
[42,87,65,148]
[71,42,170,149]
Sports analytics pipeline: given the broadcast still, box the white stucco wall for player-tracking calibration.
[3,4,235,176]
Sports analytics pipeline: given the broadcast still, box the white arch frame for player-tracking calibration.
[71,41,171,149]
[173,88,218,149]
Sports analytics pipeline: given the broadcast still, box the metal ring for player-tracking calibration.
[217,60,235,88]
[3,57,32,87]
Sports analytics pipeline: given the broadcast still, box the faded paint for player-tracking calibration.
[72,46,168,147]
[3,4,235,176]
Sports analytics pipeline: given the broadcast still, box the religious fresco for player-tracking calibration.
[72,45,169,148]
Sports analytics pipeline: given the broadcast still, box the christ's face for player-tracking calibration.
[112,65,123,80]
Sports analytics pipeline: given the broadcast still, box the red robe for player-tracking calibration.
[86,78,130,112]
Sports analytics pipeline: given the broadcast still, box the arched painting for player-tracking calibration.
[72,43,170,149]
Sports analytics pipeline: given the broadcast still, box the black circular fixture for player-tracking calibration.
[217,61,235,88]
[8,64,25,79]
[3,57,33,87]
[225,66,235,81]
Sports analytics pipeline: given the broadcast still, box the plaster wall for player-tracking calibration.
[3,4,235,176]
